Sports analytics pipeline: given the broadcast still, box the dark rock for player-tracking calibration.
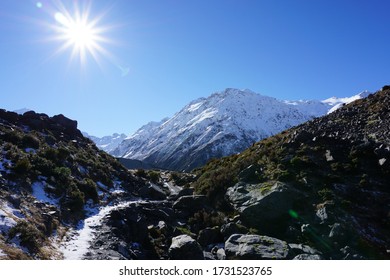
[220,222,248,240]
[329,223,348,243]
[176,187,194,198]
[173,195,209,211]
[139,184,167,200]
[226,181,301,230]
[52,114,78,131]
[197,227,221,247]
[225,234,289,260]
[169,234,204,260]
[238,164,262,183]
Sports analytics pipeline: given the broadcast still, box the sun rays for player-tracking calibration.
[50,1,112,66]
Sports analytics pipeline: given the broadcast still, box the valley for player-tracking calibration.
[0,87,389,260]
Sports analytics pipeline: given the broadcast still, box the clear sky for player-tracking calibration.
[1,0,389,137]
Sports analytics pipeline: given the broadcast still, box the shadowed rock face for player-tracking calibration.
[226,181,302,230]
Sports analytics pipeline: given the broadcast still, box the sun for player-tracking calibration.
[52,2,110,65]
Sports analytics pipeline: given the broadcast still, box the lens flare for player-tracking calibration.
[51,1,111,66]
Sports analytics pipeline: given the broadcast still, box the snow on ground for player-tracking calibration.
[59,201,136,260]
[31,181,59,205]
[0,201,24,235]
[0,248,6,257]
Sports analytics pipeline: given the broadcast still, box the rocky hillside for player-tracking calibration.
[191,87,390,259]
[1,86,388,260]
[113,88,369,171]
[0,110,176,259]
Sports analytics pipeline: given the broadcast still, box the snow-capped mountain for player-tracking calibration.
[112,88,370,171]
[83,132,127,154]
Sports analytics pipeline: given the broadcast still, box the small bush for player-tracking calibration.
[21,134,40,149]
[53,167,72,184]
[13,158,32,174]
[148,171,160,184]
[78,179,98,202]
[8,221,45,253]
[135,169,146,178]
[318,188,333,201]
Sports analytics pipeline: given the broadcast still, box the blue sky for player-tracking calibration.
[1,0,389,136]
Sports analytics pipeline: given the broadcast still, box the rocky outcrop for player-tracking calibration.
[225,234,289,260]
[226,181,301,230]
[169,235,203,260]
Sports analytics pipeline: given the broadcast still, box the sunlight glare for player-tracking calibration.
[51,2,111,66]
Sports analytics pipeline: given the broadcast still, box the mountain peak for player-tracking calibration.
[113,88,365,171]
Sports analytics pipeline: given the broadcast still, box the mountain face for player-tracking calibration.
[113,88,369,171]
[82,132,127,154]
[193,87,390,259]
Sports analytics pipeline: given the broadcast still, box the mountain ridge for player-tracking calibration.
[112,88,370,171]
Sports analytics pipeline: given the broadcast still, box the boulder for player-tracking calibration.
[197,227,221,246]
[173,195,208,211]
[238,164,262,183]
[288,243,321,256]
[216,248,226,260]
[225,234,289,260]
[169,234,203,260]
[220,222,248,240]
[226,181,301,230]
[139,183,166,200]
[293,254,322,260]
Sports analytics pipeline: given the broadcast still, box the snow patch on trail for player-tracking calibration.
[59,201,136,260]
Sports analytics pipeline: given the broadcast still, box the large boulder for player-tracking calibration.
[226,181,301,230]
[197,227,221,247]
[139,183,167,200]
[173,195,208,211]
[169,234,203,260]
[225,234,289,260]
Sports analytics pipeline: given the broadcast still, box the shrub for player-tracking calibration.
[21,134,40,149]
[8,221,45,253]
[13,158,32,174]
[318,188,333,201]
[78,179,98,202]
[53,167,72,184]
[135,169,146,178]
[63,184,85,212]
[148,171,160,184]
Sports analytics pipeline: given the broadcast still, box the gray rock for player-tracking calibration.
[169,234,204,260]
[203,251,216,260]
[225,234,289,260]
[288,243,321,256]
[226,181,301,229]
[216,248,226,260]
[293,254,322,260]
[315,207,329,223]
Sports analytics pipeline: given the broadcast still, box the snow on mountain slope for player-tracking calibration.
[112,88,368,171]
[83,132,127,154]
[322,90,371,114]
